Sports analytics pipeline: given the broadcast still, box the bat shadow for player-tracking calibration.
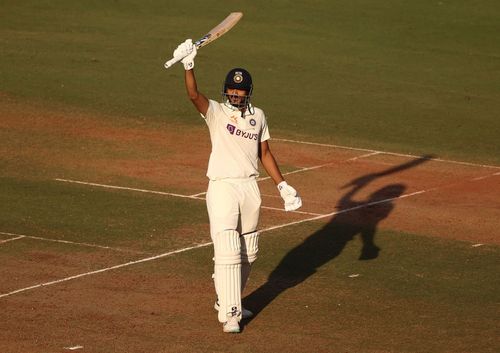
[241,154,435,327]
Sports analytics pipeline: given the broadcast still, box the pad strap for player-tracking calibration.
[241,231,259,293]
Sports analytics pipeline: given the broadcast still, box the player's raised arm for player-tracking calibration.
[185,69,209,115]
[173,39,209,115]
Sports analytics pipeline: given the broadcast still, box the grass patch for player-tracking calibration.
[0,177,209,252]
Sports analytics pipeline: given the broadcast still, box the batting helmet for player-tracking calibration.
[222,68,253,111]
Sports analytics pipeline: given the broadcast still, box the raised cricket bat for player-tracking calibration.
[164,12,243,69]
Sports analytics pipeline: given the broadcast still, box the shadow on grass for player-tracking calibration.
[243,154,435,325]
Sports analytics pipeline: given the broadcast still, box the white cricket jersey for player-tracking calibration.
[201,99,271,180]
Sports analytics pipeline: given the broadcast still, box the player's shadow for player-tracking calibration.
[243,154,434,325]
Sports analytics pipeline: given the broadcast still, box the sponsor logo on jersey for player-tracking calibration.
[226,124,258,140]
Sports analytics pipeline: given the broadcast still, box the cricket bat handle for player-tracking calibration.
[164,55,182,69]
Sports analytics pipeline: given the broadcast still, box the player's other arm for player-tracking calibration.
[259,140,284,185]
[259,141,302,212]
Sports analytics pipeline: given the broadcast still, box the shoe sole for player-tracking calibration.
[223,327,240,333]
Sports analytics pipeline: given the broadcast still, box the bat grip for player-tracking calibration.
[164,55,182,69]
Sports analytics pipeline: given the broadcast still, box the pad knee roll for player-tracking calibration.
[214,229,241,265]
[241,231,259,264]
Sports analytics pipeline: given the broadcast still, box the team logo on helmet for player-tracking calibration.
[233,72,243,84]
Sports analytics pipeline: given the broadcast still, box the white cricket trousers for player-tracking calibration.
[206,178,261,239]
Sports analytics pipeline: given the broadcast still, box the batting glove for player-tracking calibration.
[181,39,197,70]
[172,39,197,70]
[278,181,302,212]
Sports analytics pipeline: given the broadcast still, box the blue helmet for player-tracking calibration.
[222,68,253,110]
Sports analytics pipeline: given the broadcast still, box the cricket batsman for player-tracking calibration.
[172,39,302,333]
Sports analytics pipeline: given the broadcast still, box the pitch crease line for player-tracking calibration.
[55,179,199,200]
[0,232,145,254]
[273,138,500,170]
[0,188,428,299]
[262,190,428,232]
[261,205,323,216]
[0,242,213,299]
[0,235,26,244]
[189,151,381,197]
[258,151,381,183]
[53,179,308,215]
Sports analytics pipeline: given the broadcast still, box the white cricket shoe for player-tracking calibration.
[223,316,240,333]
[214,300,254,319]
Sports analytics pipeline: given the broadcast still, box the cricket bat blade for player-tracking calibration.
[164,12,243,69]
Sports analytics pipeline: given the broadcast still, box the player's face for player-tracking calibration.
[226,88,248,108]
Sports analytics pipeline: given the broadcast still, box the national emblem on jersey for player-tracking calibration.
[249,118,256,126]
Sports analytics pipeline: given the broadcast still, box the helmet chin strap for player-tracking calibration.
[237,102,253,118]
[226,101,245,117]
[224,94,253,117]
[226,101,246,117]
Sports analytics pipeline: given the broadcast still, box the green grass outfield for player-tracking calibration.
[1,0,499,163]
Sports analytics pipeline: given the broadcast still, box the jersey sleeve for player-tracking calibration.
[260,113,271,142]
[200,99,219,125]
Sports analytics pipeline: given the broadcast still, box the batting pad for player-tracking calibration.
[241,231,259,264]
[241,231,259,292]
[214,229,242,323]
